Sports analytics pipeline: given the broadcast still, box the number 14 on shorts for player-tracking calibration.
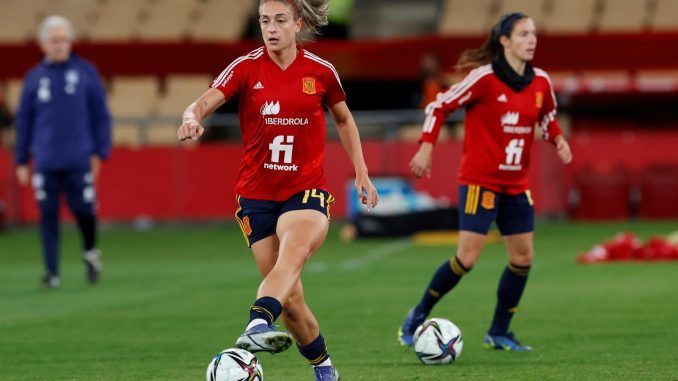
[302,189,325,207]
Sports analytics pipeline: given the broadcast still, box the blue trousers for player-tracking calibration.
[32,169,97,275]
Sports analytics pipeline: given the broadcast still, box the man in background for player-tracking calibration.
[15,15,111,289]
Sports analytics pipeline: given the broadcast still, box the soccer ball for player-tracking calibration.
[206,348,264,381]
[413,318,463,365]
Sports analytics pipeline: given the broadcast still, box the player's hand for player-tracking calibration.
[16,165,30,186]
[90,156,101,180]
[177,118,205,141]
[410,142,433,178]
[355,171,379,211]
[555,136,572,164]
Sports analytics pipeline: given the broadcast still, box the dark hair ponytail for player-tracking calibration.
[455,12,528,74]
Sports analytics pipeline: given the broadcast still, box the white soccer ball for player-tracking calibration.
[206,348,264,381]
[413,318,463,365]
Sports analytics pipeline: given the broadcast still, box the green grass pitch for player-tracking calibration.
[1,221,677,380]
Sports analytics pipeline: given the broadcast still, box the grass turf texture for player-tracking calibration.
[1,221,677,380]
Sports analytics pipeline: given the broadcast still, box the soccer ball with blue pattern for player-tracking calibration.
[413,318,463,365]
[206,348,264,381]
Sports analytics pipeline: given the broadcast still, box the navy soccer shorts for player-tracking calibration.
[235,189,335,247]
[458,184,534,236]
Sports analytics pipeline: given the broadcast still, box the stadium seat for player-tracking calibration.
[113,123,143,146]
[438,0,495,35]
[597,0,649,32]
[108,76,159,117]
[155,75,211,116]
[570,163,631,220]
[495,0,547,29]
[88,0,150,41]
[138,0,199,41]
[651,0,678,30]
[542,0,598,34]
[0,0,47,42]
[638,166,678,219]
[147,123,181,145]
[189,0,256,41]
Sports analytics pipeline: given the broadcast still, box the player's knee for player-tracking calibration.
[510,247,533,266]
[456,247,481,267]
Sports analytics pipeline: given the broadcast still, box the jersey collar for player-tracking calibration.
[264,45,304,72]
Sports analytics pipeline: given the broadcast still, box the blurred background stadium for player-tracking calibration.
[0,0,677,224]
[0,1,677,380]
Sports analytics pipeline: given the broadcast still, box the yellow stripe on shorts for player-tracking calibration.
[465,185,480,215]
[234,195,250,247]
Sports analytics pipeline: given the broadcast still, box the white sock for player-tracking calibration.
[313,358,332,368]
[246,318,268,331]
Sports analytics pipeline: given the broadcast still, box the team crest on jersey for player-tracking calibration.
[242,216,253,236]
[302,77,316,95]
[535,92,543,108]
[481,191,495,210]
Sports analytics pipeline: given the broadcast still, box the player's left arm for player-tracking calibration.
[178,88,226,141]
[85,64,112,179]
[329,101,379,210]
[539,73,572,164]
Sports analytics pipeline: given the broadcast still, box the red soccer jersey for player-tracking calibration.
[420,64,563,195]
[211,47,346,201]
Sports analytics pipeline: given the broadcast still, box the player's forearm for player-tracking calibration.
[336,118,369,175]
[184,89,226,123]
[183,101,205,123]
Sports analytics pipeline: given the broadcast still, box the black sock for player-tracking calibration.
[415,256,471,316]
[489,262,531,336]
[249,296,282,326]
[74,213,97,251]
[297,334,330,366]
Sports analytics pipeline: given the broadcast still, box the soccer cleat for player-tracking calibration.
[398,308,427,346]
[314,365,340,381]
[235,323,293,354]
[484,332,533,351]
[83,249,102,284]
[41,272,61,289]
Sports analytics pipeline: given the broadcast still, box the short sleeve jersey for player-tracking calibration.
[211,47,346,201]
[419,64,563,194]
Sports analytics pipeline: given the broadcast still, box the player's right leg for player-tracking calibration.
[239,209,329,354]
[34,172,62,289]
[250,233,339,379]
[233,198,294,354]
[399,184,493,346]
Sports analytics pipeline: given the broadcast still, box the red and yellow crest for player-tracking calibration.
[535,91,543,108]
[302,77,316,95]
[242,216,253,236]
[481,191,495,210]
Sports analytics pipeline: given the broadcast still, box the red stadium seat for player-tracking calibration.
[638,166,678,219]
[570,163,631,220]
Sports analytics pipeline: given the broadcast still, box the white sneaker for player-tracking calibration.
[235,323,293,353]
[83,249,102,284]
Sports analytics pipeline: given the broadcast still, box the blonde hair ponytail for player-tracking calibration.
[261,0,329,35]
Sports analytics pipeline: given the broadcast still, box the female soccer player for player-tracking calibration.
[398,13,572,351]
[178,0,377,379]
